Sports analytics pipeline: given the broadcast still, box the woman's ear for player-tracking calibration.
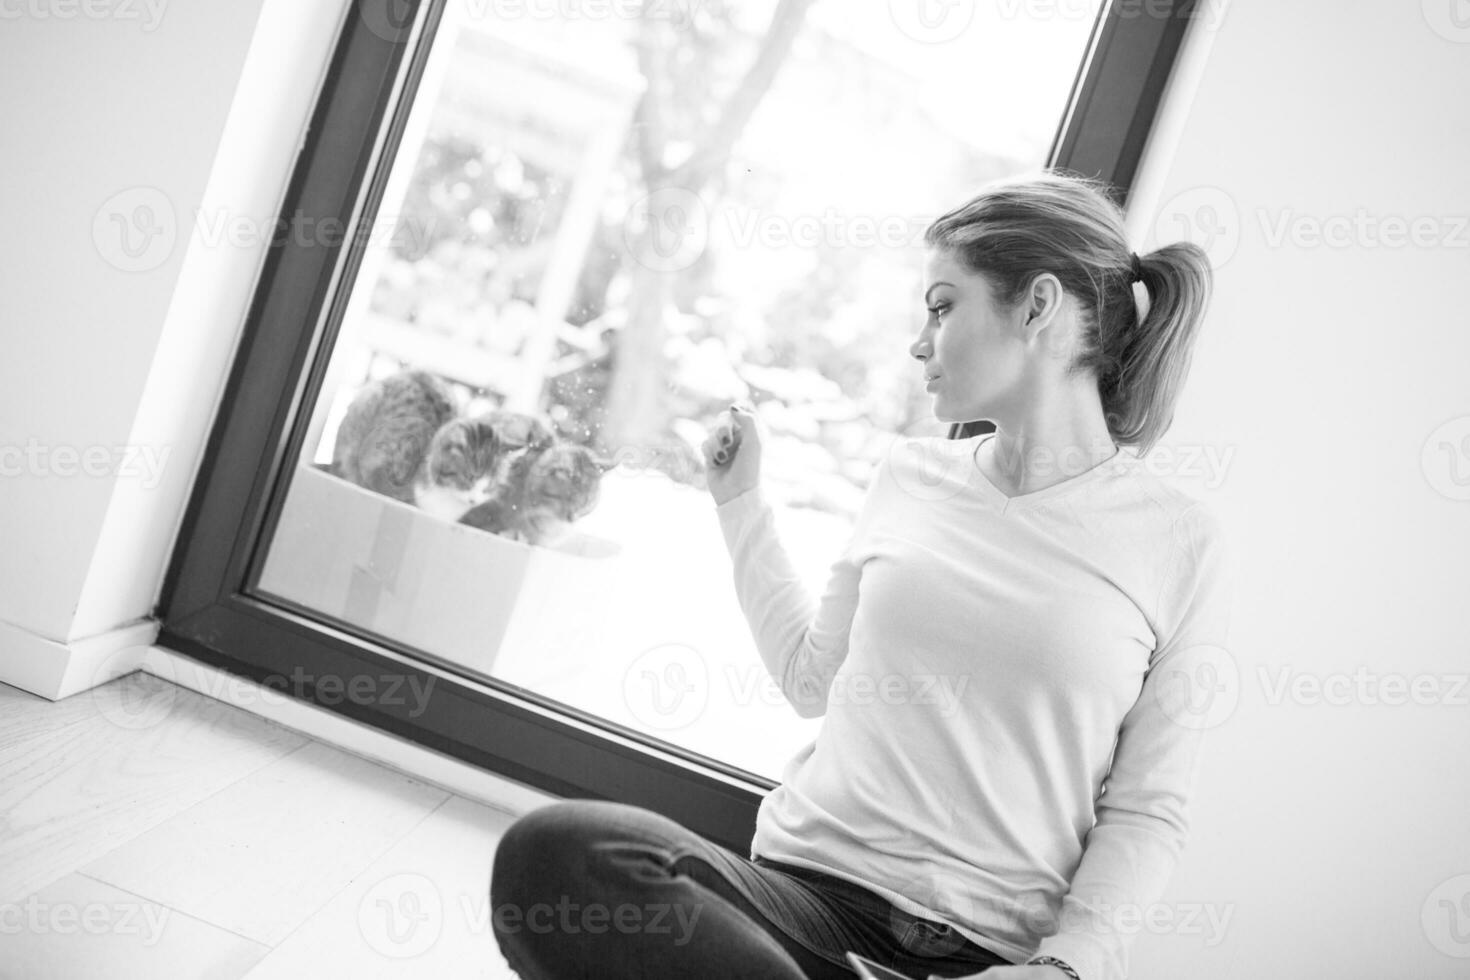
[1022,272,1063,327]
[1019,273,1070,362]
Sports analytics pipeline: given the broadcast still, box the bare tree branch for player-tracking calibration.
[668,0,817,189]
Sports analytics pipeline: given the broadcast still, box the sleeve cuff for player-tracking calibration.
[714,484,766,521]
[1029,932,1110,980]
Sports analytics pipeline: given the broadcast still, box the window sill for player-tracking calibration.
[137,644,562,819]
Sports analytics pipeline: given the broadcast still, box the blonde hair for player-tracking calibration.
[924,169,1214,457]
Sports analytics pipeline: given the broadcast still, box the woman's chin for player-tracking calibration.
[928,393,984,426]
[928,399,959,424]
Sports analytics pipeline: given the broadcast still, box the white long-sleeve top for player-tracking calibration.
[713,431,1236,980]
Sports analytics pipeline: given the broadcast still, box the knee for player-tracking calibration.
[491,799,619,896]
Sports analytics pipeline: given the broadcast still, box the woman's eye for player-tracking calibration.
[927,304,949,319]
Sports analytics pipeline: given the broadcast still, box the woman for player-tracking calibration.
[490,170,1235,980]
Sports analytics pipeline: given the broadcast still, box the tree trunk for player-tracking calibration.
[598,0,817,460]
[599,253,672,456]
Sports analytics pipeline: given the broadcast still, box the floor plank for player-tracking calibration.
[80,740,449,947]
[0,675,307,906]
[242,795,522,979]
[0,872,270,980]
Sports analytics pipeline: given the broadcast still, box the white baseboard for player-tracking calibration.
[0,617,160,701]
[139,645,563,819]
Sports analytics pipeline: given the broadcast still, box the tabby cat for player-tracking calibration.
[411,415,507,521]
[332,376,597,531]
[477,408,557,456]
[459,441,612,547]
[329,369,455,502]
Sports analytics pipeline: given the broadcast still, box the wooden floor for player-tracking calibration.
[0,672,525,979]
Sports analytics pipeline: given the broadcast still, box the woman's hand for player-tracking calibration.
[929,966,1071,980]
[701,403,763,506]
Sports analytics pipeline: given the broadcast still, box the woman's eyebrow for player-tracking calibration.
[924,282,955,304]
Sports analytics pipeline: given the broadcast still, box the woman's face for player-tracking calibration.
[911,247,1030,424]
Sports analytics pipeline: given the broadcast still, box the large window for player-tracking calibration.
[161,0,1198,850]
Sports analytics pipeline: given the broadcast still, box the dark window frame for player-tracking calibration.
[159,0,1201,853]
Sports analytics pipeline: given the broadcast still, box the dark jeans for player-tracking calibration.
[489,799,1010,979]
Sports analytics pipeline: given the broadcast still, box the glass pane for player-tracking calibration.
[254,0,1103,782]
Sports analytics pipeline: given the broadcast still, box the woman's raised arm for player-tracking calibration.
[705,406,889,719]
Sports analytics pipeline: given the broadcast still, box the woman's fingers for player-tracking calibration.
[704,404,755,471]
[704,427,732,467]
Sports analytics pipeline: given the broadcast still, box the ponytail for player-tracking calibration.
[1099,241,1214,455]
[925,170,1215,457]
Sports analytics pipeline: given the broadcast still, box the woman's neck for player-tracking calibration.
[974,396,1118,498]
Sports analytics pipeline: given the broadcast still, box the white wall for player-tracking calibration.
[1122,2,1470,977]
[0,0,351,696]
[1,1,1466,977]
